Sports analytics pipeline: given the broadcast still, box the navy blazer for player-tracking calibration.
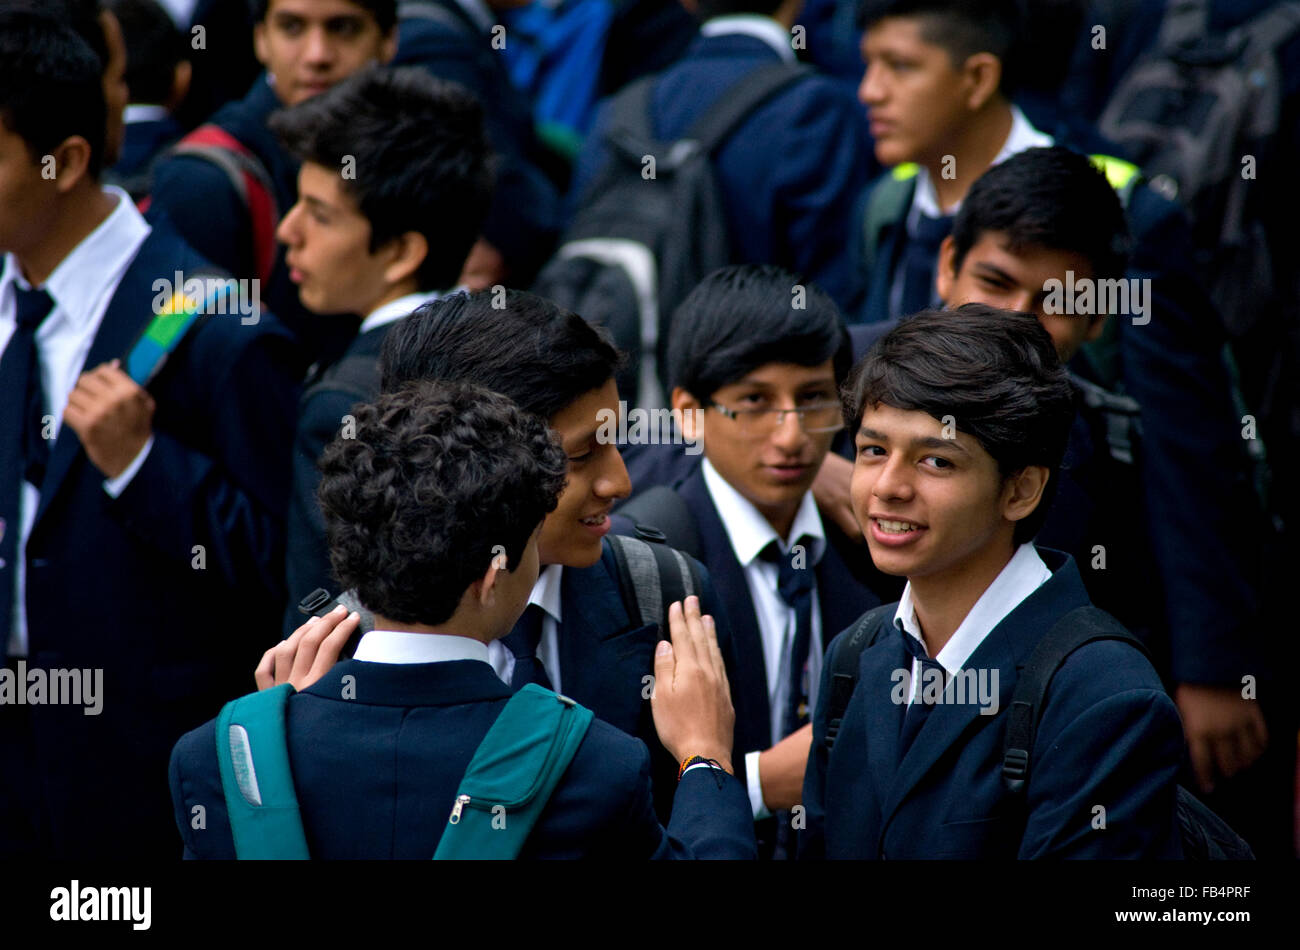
[801,549,1185,859]
[169,659,756,859]
[571,31,873,314]
[284,324,388,633]
[148,75,357,367]
[395,1,563,283]
[3,216,301,859]
[674,467,900,780]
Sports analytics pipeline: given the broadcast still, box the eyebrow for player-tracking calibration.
[970,261,1016,284]
[303,195,338,215]
[857,426,971,455]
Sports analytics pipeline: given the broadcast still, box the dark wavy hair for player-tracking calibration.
[843,303,1076,543]
[317,380,568,626]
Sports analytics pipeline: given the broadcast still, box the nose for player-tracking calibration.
[858,61,884,106]
[276,202,302,246]
[595,443,632,502]
[871,451,914,503]
[303,26,334,66]
[770,407,810,454]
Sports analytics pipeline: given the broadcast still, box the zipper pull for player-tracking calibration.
[449,794,470,824]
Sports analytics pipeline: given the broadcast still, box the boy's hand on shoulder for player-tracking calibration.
[651,596,735,774]
[1174,683,1268,793]
[255,605,358,692]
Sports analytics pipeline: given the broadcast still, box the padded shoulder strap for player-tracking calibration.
[215,684,310,859]
[1001,606,1150,794]
[433,685,594,859]
[606,532,699,634]
[686,61,811,154]
[823,603,896,750]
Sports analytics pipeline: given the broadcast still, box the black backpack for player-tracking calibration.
[824,604,1254,859]
[533,61,808,407]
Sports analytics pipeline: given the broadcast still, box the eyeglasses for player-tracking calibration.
[708,400,844,435]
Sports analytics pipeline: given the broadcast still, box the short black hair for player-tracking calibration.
[950,145,1131,283]
[105,0,185,105]
[669,264,851,403]
[0,9,107,178]
[252,0,397,33]
[317,380,567,626]
[844,304,1076,543]
[380,290,623,421]
[270,66,493,292]
[694,1,784,20]
[857,0,1022,95]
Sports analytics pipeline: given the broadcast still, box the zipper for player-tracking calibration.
[448,794,470,824]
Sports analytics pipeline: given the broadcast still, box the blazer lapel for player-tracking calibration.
[33,227,175,529]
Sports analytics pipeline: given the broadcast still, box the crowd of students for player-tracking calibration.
[0,0,1295,861]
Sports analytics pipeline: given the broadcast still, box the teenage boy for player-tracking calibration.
[271,65,494,631]
[0,11,300,858]
[170,380,755,859]
[148,0,398,365]
[853,0,1274,817]
[661,264,898,857]
[802,304,1185,859]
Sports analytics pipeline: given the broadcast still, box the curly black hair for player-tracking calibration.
[317,380,568,626]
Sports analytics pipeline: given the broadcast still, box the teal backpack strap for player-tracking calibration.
[215,684,310,860]
[433,684,594,859]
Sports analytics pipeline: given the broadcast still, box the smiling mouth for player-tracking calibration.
[872,518,923,533]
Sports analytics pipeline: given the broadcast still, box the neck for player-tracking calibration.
[18,186,118,287]
[907,535,1017,656]
[364,280,422,319]
[924,100,1014,213]
[369,612,496,644]
[759,499,801,544]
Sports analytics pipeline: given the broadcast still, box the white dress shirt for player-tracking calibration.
[2,187,151,655]
[353,628,490,665]
[894,542,1053,704]
[700,14,797,63]
[701,458,826,818]
[486,563,564,693]
[357,289,447,337]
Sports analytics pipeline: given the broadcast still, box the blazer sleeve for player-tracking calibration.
[107,317,301,607]
[168,718,237,860]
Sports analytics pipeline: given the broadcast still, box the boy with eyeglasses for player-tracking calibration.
[651,264,898,858]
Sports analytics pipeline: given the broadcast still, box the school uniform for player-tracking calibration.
[801,545,1185,859]
[571,15,873,314]
[674,461,898,855]
[0,192,300,859]
[169,630,757,859]
[105,105,183,203]
[283,291,444,634]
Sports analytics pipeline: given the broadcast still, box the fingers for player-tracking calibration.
[292,605,354,688]
[652,628,676,698]
[309,611,358,681]
[1187,735,1214,794]
[254,643,279,691]
[702,614,728,696]
[667,597,701,669]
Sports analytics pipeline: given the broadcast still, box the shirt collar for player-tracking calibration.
[699,14,796,62]
[359,289,447,335]
[894,542,1052,675]
[528,563,564,625]
[352,630,489,664]
[701,457,826,568]
[1,186,149,328]
[912,105,1053,219]
[123,104,170,124]
[452,0,494,33]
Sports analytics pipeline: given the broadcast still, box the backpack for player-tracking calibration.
[605,525,702,636]
[533,62,809,408]
[1096,0,1300,341]
[138,124,280,285]
[822,603,1254,859]
[215,682,593,859]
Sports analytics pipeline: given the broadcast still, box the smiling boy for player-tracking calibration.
[801,303,1184,859]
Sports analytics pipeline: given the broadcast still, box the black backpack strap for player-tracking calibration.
[823,604,896,751]
[686,61,811,155]
[605,533,701,636]
[1001,606,1150,794]
[615,485,701,560]
[603,75,658,160]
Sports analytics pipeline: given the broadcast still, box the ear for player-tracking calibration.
[1083,313,1107,343]
[253,21,269,68]
[472,556,504,610]
[49,136,95,194]
[380,231,429,288]
[169,60,193,113]
[672,386,703,442]
[961,52,1003,112]
[1000,465,1050,528]
[379,28,398,64]
[935,234,958,304]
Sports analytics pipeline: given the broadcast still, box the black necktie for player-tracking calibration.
[897,624,947,760]
[760,537,815,737]
[896,211,951,317]
[502,604,553,691]
[0,286,55,637]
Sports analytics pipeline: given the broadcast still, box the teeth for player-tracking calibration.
[581,515,606,525]
[876,519,920,533]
